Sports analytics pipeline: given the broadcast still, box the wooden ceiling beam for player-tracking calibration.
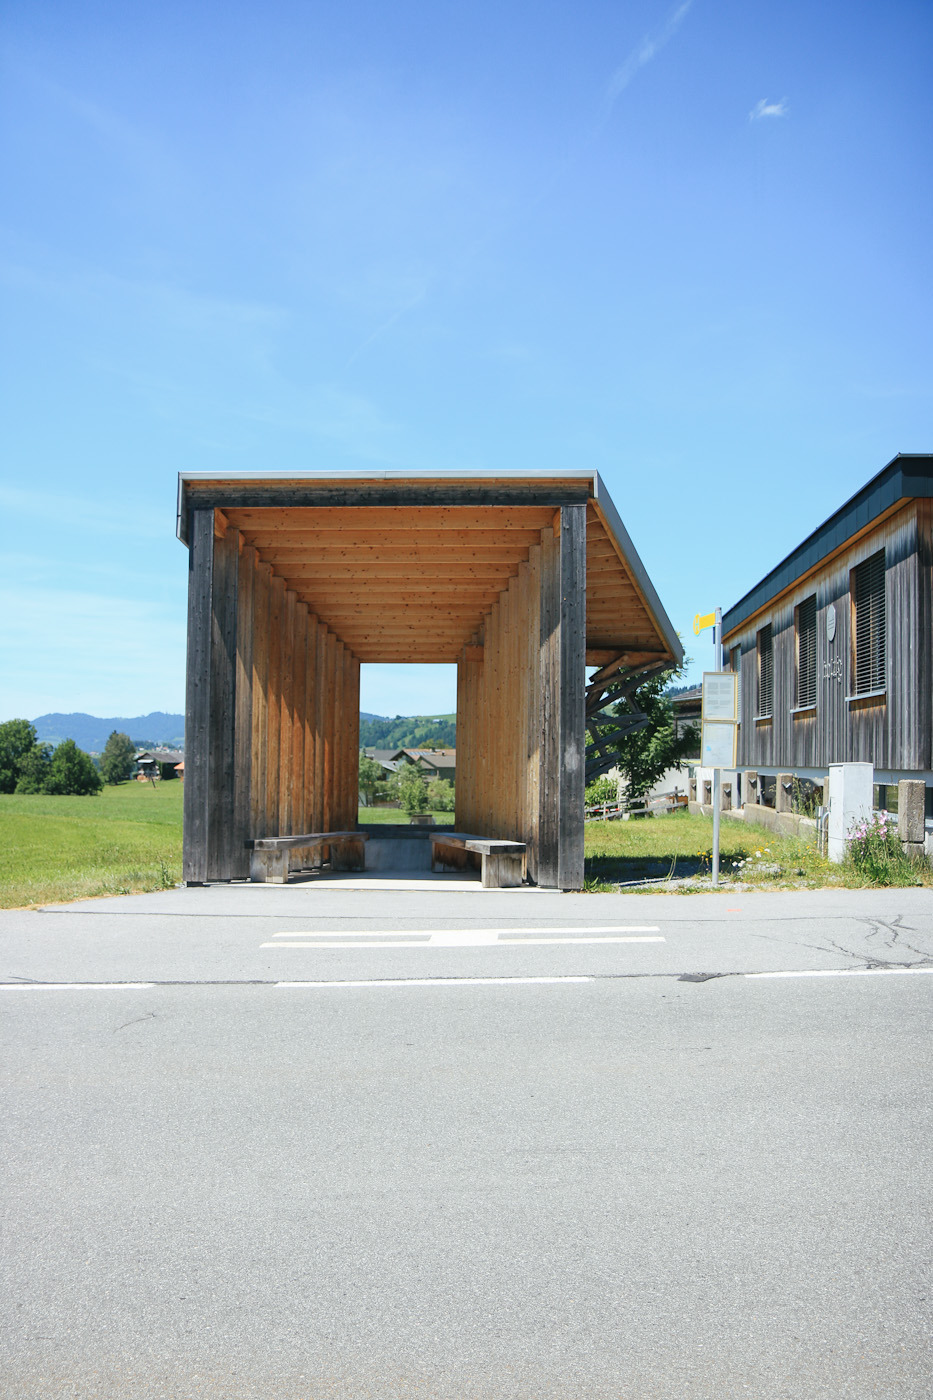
[239,532,540,548]
[290,582,504,595]
[278,564,518,580]
[224,506,554,531]
[305,616,489,628]
[251,546,534,563]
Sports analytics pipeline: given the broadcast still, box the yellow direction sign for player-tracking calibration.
[694,610,717,635]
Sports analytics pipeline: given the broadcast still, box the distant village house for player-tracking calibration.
[136,748,185,781]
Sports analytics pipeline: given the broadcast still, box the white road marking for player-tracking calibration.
[264,937,664,948]
[0,982,156,991]
[263,925,663,949]
[271,926,659,936]
[745,967,933,979]
[274,977,594,988]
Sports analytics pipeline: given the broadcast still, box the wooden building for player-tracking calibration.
[135,748,185,780]
[177,470,681,888]
[721,453,933,800]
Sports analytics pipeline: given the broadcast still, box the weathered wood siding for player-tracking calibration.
[456,506,586,888]
[183,509,360,881]
[726,502,932,773]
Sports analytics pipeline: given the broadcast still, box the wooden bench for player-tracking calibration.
[245,831,368,884]
[429,832,526,888]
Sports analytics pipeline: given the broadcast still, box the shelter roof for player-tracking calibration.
[177,470,681,667]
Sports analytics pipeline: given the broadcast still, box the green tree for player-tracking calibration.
[14,742,54,794]
[396,762,430,816]
[431,778,456,812]
[358,751,386,806]
[45,740,103,796]
[0,719,40,794]
[585,775,618,806]
[100,731,137,785]
[597,666,698,804]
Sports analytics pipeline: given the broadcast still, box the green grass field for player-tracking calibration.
[584,808,930,889]
[358,807,455,826]
[2,785,923,907]
[0,780,184,908]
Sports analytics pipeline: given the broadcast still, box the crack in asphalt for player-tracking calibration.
[113,1011,158,1033]
[744,918,933,972]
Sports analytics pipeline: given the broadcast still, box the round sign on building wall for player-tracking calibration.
[826,604,836,642]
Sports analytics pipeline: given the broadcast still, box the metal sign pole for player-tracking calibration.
[712,767,721,887]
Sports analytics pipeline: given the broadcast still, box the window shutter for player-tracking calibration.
[853,550,885,693]
[796,595,817,708]
[757,624,773,716]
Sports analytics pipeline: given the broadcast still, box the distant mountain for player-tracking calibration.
[28,709,457,754]
[358,713,456,749]
[32,712,186,752]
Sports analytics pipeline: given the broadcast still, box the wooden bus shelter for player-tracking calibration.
[177,471,682,890]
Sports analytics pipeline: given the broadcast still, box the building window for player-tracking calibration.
[795,595,817,708]
[852,549,886,694]
[756,624,773,717]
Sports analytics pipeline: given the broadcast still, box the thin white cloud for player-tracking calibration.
[602,1,694,121]
[749,98,788,121]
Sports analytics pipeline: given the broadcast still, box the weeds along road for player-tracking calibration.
[2,884,932,1399]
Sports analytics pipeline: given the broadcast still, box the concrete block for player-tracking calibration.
[365,837,433,871]
[898,781,926,845]
[776,774,794,814]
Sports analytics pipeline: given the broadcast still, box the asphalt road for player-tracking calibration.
[2,882,932,1398]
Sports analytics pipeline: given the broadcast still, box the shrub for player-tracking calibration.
[431,778,455,812]
[14,743,54,794]
[586,776,618,806]
[844,811,913,886]
[396,763,429,816]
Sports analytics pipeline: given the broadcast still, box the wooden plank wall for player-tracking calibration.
[456,540,543,878]
[183,509,360,881]
[456,505,586,888]
[727,502,932,773]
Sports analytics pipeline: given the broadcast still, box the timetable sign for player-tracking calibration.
[702,671,738,723]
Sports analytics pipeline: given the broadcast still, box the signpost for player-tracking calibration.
[695,609,737,887]
[701,671,738,886]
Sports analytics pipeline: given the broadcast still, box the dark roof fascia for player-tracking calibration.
[175,469,594,544]
[722,453,933,638]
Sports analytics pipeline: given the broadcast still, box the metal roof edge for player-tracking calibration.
[176,467,595,482]
[590,472,683,664]
[722,452,933,637]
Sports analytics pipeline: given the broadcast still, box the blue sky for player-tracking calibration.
[2,0,930,720]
